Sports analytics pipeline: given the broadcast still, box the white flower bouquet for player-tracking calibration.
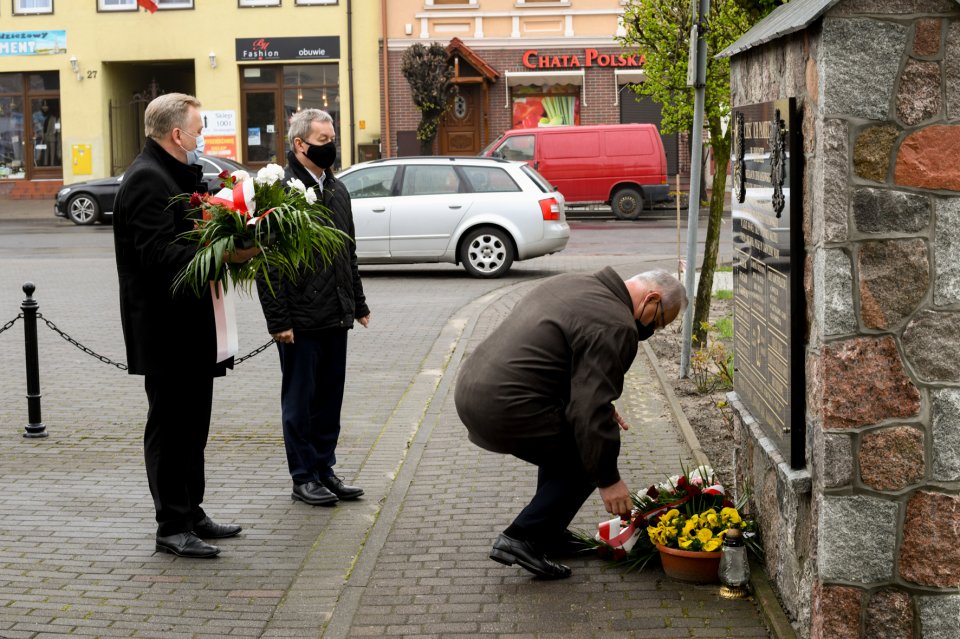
[172,163,345,296]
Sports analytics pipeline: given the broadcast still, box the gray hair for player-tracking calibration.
[144,93,200,140]
[629,269,688,314]
[288,108,334,149]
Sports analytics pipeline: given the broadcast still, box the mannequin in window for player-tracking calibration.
[40,102,61,167]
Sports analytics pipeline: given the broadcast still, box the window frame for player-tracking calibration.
[240,63,341,169]
[294,0,337,5]
[155,0,194,9]
[12,0,54,14]
[0,71,62,180]
[97,0,137,12]
[515,0,570,6]
[238,0,280,6]
[426,0,477,6]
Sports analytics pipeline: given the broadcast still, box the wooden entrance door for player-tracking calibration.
[439,84,481,156]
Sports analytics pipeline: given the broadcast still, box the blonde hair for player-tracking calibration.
[144,93,201,140]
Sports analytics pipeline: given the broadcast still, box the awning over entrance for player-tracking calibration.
[503,69,585,108]
[614,68,647,105]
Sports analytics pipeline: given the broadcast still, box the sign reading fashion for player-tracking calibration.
[730,97,806,470]
[522,49,644,69]
[235,36,340,62]
[0,30,66,56]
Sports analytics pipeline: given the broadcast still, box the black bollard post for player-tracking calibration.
[21,282,46,438]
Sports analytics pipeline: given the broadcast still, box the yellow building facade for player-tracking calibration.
[0,0,382,198]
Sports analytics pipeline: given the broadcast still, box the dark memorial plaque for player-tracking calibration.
[731,98,805,469]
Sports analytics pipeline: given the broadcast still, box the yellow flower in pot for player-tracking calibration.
[649,505,746,583]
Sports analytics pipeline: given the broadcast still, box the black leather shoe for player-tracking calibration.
[319,475,364,500]
[292,481,339,506]
[489,533,571,579]
[193,516,242,539]
[155,532,220,558]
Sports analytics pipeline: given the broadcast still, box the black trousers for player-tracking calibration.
[505,431,596,546]
[144,373,213,536]
[276,328,348,484]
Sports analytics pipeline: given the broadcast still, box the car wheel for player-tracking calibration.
[460,226,514,278]
[66,194,100,226]
[611,187,644,221]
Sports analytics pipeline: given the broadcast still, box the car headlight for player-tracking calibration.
[57,187,71,198]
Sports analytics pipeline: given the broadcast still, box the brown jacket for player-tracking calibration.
[455,267,638,487]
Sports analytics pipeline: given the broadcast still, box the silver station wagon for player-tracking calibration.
[337,156,570,278]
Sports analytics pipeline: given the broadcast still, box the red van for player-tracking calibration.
[481,124,669,220]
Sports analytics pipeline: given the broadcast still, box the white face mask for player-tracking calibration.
[179,129,204,165]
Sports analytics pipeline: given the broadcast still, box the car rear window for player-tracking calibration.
[605,130,653,156]
[520,165,554,193]
[461,166,521,193]
[540,131,599,159]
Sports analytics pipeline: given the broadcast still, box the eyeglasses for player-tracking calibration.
[656,300,665,331]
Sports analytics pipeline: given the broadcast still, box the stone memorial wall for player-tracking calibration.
[726,1,960,637]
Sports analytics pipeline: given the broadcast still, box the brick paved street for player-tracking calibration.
[0,204,764,638]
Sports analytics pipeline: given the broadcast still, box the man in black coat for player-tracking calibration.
[256,109,370,507]
[455,268,686,579]
[113,93,258,558]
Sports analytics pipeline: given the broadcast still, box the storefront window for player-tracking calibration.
[244,92,278,164]
[31,98,61,168]
[241,63,340,168]
[0,74,22,94]
[511,85,580,129]
[0,97,25,179]
[0,71,60,180]
[28,73,59,92]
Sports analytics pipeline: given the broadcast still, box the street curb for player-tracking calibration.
[640,340,710,469]
[641,341,798,639]
[751,557,799,639]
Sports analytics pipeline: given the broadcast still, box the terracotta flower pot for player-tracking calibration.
[656,544,722,583]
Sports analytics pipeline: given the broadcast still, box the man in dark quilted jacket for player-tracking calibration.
[256,109,371,507]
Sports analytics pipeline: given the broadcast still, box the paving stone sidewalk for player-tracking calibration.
[321,282,772,639]
[0,253,766,638]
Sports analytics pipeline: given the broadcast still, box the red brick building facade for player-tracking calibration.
[382,40,687,180]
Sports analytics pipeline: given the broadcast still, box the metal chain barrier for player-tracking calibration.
[37,313,129,370]
[5,308,273,371]
[21,312,273,370]
[0,313,23,336]
[235,339,276,365]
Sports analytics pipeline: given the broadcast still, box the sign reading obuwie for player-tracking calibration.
[235,36,339,62]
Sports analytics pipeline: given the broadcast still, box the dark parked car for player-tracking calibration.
[54,154,248,226]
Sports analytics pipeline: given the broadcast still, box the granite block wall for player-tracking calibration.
[730,2,960,637]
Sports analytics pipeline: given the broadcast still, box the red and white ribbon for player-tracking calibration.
[211,280,238,363]
[208,179,255,217]
[596,516,641,552]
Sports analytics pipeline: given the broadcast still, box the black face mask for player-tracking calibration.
[635,299,662,342]
[636,318,655,342]
[304,140,337,169]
